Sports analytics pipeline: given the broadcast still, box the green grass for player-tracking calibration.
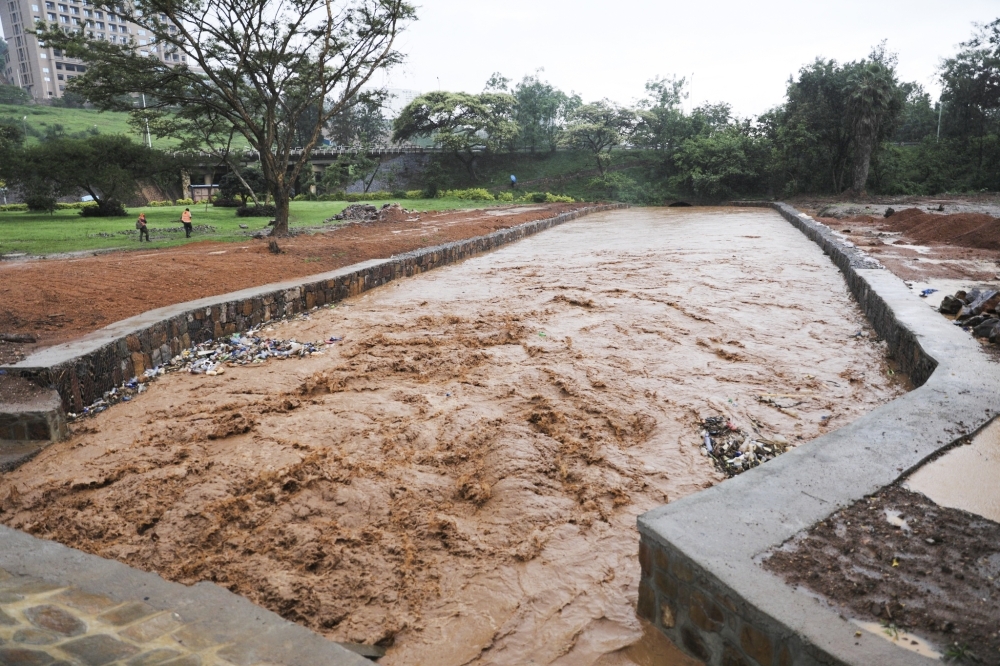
[0,199,498,256]
[0,104,252,148]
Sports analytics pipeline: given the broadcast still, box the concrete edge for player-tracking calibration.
[634,202,1000,665]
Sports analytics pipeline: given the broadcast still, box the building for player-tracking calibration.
[0,1,188,101]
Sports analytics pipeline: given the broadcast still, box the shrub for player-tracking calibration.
[80,200,126,216]
[0,203,29,212]
[529,192,547,203]
[405,189,425,199]
[440,188,494,201]
[55,202,92,209]
[147,200,173,207]
[293,192,317,201]
[545,193,575,203]
[174,197,194,206]
[25,194,57,213]
[391,190,407,199]
[236,203,277,217]
[344,191,392,202]
[319,191,346,201]
[212,197,240,207]
[496,191,514,202]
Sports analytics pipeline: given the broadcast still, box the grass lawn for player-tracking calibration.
[0,199,500,257]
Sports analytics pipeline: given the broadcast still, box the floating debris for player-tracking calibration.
[700,415,789,477]
[68,311,336,422]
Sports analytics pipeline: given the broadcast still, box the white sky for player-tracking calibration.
[381,0,999,116]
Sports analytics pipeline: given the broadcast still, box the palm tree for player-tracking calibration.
[847,61,900,196]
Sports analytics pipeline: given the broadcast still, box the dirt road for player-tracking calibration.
[0,208,904,665]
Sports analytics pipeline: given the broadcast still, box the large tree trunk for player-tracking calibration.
[851,134,874,196]
[272,188,290,236]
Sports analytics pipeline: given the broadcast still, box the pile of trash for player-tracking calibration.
[327,203,413,224]
[938,287,1000,343]
[700,416,790,477]
[67,314,340,421]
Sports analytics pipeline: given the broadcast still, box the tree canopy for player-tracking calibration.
[40,0,415,234]
[1,134,176,215]
[561,100,636,175]
[392,91,518,178]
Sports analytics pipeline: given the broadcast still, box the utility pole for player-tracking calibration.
[937,99,944,142]
[141,94,152,148]
[22,115,27,141]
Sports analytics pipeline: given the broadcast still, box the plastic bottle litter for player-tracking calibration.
[67,316,333,422]
[700,415,790,477]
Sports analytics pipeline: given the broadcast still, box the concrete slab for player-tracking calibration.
[0,525,370,665]
[636,202,1000,666]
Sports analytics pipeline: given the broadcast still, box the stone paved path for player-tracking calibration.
[0,566,240,665]
[0,527,369,666]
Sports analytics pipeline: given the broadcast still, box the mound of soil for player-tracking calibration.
[764,485,1000,659]
[882,208,1000,250]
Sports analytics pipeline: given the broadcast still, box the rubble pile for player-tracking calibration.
[700,416,790,477]
[938,287,1000,343]
[327,203,413,224]
[68,315,336,421]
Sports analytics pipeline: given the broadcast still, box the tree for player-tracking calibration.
[511,71,578,153]
[0,84,31,105]
[219,167,266,205]
[2,134,176,215]
[392,91,518,179]
[847,48,903,195]
[39,0,415,235]
[326,90,389,147]
[561,100,636,175]
[633,76,690,153]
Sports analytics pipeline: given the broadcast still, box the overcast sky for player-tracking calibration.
[380,0,999,116]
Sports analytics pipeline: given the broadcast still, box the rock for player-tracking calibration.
[974,291,1000,315]
[884,207,895,218]
[990,324,1000,344]
[973,318,1000,338]
[239,224,249,229]
[964,314,989,329]
[939,295,963,315]
[335,204,379,221]
[955,290,968,301]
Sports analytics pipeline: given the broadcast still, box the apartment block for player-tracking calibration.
[0,0,187,101]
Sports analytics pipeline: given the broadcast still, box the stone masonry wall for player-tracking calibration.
[3,204,626,415]
[638,202,942,666]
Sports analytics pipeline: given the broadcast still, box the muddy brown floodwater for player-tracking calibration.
[0,208,905,665]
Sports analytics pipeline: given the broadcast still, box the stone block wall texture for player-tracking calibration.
[2,204,625,416]
[637,202,942,665]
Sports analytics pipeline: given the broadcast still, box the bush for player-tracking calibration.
[25,194,57,213]
[391,190,407,199]
[405,189,425,199]
[55,202,92,209]
[496,191,514,202]
[0,84,31,105]
[80,200,127,216]
[212,197,240,207]
[529,192,547,203]
[174,198,194,206]
[344,191,393,202]
[293,192,316,201]
[236,204,277,217]
[440,188,494,201]
[545,193,575,203]
[146,200,173,207]
[0,203,29,212]
[319,191,346,201]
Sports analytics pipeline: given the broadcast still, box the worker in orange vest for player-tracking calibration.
[181,208,193,238]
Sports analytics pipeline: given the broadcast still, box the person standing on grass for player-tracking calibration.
[136,212,150,242]
[181,208,193,238]
[510,174,517,189]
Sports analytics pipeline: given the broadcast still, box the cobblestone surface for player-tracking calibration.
[0,567,249,666]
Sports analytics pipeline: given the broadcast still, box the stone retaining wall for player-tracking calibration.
[2,204,625,416]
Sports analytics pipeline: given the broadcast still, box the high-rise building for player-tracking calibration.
[0,1,188,101]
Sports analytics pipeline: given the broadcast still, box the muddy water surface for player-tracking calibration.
[0,208,904,665]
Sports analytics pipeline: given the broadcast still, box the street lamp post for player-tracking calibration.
[22,116,27,140]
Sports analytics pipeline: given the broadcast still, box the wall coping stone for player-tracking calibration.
[638,202,1000,665]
